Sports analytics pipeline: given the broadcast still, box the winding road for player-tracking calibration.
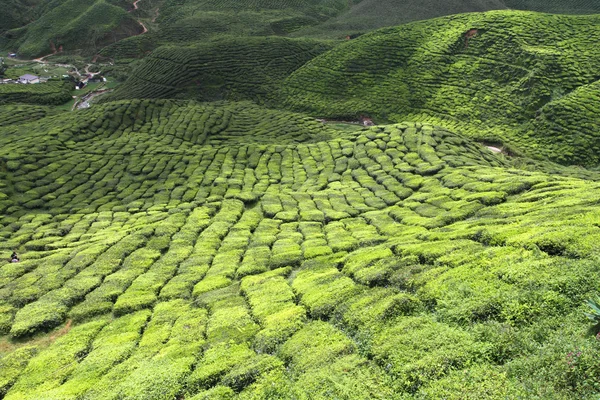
[130,0,148,34]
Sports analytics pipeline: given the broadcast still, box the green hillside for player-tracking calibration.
[0,0,41,32]
[105,37,334,103]
[96,0,350,61]
[1,0,142,58]
[293,0,507,38]
[0,105,55,126]
[4,0,600,59]
[504,0,600,14]
[1,98,600,398]
[279,11,600,166]
[293,0,600,38]
[0,81,73,105]
[3,4,600,400]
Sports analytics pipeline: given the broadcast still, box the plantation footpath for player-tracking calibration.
[1,97,600,398]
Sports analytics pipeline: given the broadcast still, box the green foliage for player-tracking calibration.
[279,11,600,165]
[106,37,334,104]
[3,0,141,58]
[584,294,600,327]
[2,44,600,399]
[0,81,73,106]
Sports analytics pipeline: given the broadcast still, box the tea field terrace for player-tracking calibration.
[279,11,600,166]
[1,99,600,397]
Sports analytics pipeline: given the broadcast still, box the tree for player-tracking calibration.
[0,58,6,77]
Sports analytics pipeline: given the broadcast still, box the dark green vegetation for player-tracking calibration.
[294,0,600,38]
[0,0,142,58]
[106,37,334,103]
[3,0,600,60]
[1,94,600,398]
[0,81,73,105]
[279,11,600,166]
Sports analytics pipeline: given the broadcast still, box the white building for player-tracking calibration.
[18,74,40,84]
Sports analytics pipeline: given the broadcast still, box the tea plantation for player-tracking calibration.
[0,94,600,398]
[279,11,600,166]
[105,37,335,103]
[0,81,73,106]
[2,3,600,399]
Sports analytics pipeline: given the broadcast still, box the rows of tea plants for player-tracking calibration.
[96,0,347,61]
[0,105,53,127]
[526,80,600,165]
[2,98,600,397]
[278,11,600,165]
[0,81,73,105]
[106,37,334,103]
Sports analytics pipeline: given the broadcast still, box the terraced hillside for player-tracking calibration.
[0,81,73,106]
[4,0,600,60]
[279,11,600,166]
[294,0,600,38]
[105,37,334,103]
[2,99,600,398]
[293,0,507,38]
[505,0,600,14]
[96,0,349,61]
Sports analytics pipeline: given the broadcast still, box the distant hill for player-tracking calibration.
[104,36,335,103]
[294,0,600,38]
[1,0,143,58]
[3,0,600,58]
[95,0,351,60]
[278,11,600,166]
[0,0,39,32]
[504,0,600,14]
[294,0,507,38]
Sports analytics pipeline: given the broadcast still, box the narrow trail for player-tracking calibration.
[32,52,56,63]
[129,0,148,35]
[82,64,102,82]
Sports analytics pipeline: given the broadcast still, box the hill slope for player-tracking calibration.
[294,0,600,38]
[105,37,335,103]
[1,100,600,398]
[279,11,600,166]
[1,0,142,58]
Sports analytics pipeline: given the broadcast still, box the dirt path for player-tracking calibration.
[129,0,148,34]
[32,52,56,63]
[81,64,102,82]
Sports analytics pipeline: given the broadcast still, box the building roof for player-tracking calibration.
[19,74,39,80]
